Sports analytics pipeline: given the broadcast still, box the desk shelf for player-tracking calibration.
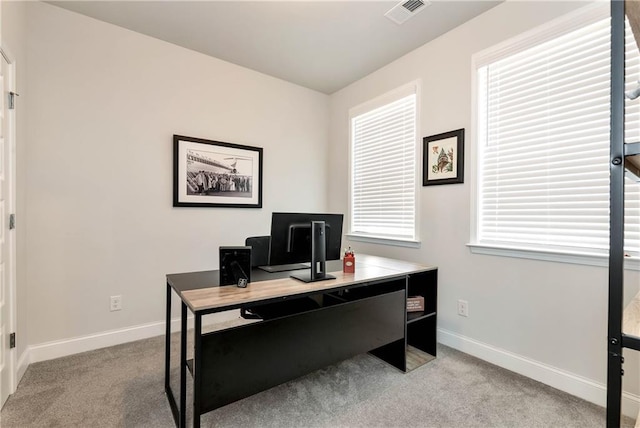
[406,270,438,362]
[406,345,436,371]
[407,311,436,324]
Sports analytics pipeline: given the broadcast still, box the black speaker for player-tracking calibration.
[219,246,251,287]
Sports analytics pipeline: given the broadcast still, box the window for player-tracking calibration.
[349,83,419,246]
[472,5,640,263]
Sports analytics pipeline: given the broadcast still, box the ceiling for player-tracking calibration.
[49,1,502,94]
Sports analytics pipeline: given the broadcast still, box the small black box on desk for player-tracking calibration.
[219,246,251,287]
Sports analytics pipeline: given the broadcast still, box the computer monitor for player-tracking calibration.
[263,212,343,272]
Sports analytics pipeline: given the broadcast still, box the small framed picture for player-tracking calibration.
[173,135,263,208]
[423,128,464,186]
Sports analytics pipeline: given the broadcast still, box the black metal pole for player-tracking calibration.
[193,313,202,428]
[165,282,172,392]
[165,282,181,427]
[607,1,625,427]
[180,303,187,428]
[622,333,640,351]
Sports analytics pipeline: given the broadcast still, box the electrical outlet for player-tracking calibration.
[457,299,469,317]
[110,295,122,312]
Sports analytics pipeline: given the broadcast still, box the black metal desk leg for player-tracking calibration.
[180,302,187,428]
[193,313,203,428]
[165,283,172,392]
[165,283,180,427]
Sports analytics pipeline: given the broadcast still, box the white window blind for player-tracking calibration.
[350,91,417,242]
[475,10,640,256]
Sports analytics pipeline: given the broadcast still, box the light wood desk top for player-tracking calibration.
[168,254,435,313]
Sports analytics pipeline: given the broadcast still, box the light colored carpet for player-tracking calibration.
[0,326,636,428]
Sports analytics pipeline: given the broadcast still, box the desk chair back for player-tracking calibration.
[245,236,270,267]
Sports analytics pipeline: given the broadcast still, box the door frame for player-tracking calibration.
[1,45,18,403]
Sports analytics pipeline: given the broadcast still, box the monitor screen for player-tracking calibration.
[268,213,343,266]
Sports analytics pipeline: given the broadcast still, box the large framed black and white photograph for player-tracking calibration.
[173,135,263,208]
[423,128,464,186]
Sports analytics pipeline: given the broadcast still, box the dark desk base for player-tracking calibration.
[200,287,405,413]
[165,266,437,428]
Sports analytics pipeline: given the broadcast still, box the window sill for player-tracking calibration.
[346,234,421,249]
[467,243,640,271]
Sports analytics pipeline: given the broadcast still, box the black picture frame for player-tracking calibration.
[422,128,465,186]
[173,135,263,208]
[219,246,252,287]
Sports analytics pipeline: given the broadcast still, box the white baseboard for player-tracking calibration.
[26,310,240,365]
[29,320,170,363]
[16,349,29,385]
[438,328,640,419]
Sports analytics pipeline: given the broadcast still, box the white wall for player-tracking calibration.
[24,2,329,348]
[13,0,640,417]
[329,0,640,415]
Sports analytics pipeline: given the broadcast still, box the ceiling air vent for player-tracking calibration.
[385,0,430,25]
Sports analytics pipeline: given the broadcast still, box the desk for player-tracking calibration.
[165,254,437,428]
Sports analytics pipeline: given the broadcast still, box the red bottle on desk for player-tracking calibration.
[343,249,355,273]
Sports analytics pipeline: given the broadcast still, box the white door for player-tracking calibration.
[0,50,15,408]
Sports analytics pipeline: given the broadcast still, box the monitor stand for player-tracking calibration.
[290,270,335,283]
[290,221,336,283]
